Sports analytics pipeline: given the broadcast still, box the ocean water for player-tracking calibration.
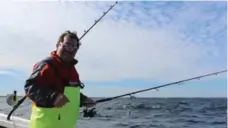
[0,97,227,128]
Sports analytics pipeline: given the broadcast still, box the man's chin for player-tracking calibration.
[62,56,74,62]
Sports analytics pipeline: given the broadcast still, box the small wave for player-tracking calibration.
[185,119,206,124]
[115,122,129,127]
[149,123,166,128]
[180,114,198,118]
[210,121,226,125]
[104,107,112,110]
[129,124,141,128]
[115,121,147,128]
[148,124,159,127]
[177,107,193,112]
[132,104,161,110]
[95,113,113,118]
[198,104,227,115]
[171,118,206,124]
[186,119,200,123]
[212,105,227,110]
[134,104,150,109]
[97,117,113,121]
[110,103,162,110]
[179,101,189,105]
[203,102,227,111]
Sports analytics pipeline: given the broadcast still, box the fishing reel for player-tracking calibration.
[6,90,18,106]
[82,107,97,118]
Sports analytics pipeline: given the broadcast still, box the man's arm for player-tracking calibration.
[80,92,96,107]
[24,61,59,107]
[80,93,88,107]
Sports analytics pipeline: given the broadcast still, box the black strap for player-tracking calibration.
[43,57,58,74]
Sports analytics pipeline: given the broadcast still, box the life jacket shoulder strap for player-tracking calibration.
[42,56,84,89]
[42,56,58,75]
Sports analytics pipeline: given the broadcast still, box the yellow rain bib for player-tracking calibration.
[29,86,80,128]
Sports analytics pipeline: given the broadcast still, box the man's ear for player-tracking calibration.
[56,43,59,48]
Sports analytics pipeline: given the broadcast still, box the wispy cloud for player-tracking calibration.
[0,69,26,79]
[0,1,226,96]
[0,70,16,76]
[76,1,226,82]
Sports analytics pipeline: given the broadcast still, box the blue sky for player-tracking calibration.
[0,1,226,97]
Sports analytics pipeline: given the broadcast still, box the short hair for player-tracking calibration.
[57,30,81,47]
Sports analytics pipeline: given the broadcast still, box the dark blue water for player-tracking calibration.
[0,97,227,128]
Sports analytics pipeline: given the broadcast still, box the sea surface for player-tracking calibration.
[0,97,227,128]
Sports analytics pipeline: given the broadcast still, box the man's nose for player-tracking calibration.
[68,47,74,51]
[65,46,75,51]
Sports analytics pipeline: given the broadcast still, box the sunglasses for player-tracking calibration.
[59,42,79,50]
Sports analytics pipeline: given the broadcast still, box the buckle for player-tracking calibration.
[80,83,85,89]
[68,82,85,89]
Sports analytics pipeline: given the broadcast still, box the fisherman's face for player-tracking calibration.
[56,35,79,62]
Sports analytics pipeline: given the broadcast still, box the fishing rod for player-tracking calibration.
[79,1,118,41]
[6,2,118,121]
[81,70,227,117]
[95,70,227,103]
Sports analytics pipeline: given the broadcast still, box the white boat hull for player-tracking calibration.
[0,113,28,128]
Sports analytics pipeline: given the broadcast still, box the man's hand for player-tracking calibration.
[54,94,69,108]
[82,98,96,108]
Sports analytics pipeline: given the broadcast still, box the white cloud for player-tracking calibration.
[0,70,18,76]
[0,1,226,84]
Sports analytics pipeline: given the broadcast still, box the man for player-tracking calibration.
[24,30,96,128]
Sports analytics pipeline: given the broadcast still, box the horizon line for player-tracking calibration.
[0,95,226,99]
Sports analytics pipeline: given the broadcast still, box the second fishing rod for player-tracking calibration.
[95,70,227,103]
[81,70,226,117]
